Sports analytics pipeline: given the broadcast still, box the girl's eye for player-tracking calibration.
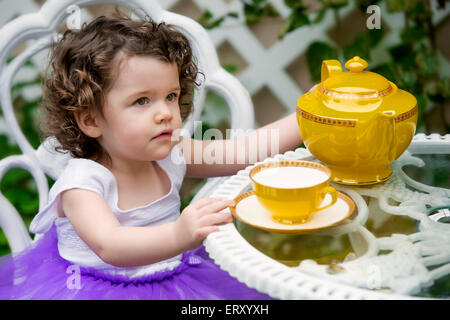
[166,93,178,102]
[134,97,150,106]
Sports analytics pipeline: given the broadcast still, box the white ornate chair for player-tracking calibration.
[0,0,255,253]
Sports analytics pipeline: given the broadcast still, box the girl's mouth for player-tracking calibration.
[152,129,173,140]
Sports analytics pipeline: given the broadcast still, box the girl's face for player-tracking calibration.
[96,54,183,164]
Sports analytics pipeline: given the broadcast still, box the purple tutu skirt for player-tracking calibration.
[0,224,274,300]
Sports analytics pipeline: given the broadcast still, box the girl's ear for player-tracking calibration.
[74,110,102,138]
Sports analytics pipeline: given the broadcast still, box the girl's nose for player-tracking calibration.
[154,102,173,123]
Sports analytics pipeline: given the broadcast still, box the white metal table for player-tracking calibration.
[204,133,450,300]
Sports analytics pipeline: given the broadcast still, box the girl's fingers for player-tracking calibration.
[199,199,234,214]
[196,226,219,240]
[191,197,220,210]
[200,212,233,227]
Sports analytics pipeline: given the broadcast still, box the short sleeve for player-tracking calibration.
[29,159,113,234]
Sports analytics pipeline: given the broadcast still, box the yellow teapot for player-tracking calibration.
[297,56,418,185]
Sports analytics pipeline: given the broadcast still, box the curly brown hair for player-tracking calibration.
[41,14,199,161]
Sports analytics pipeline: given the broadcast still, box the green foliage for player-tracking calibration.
[386,0,421,11]
[343,28,384,60]
[0,75,44,219]
[306,42,339,83]
[242,0,279,25]
[279,1,310,38]
[415,274,450,298]
[0,59,48,255]
[231,0,449,134]
[197,9,238,29]
[320,0,350,9]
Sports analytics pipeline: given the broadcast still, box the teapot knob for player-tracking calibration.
[345,56,368,72]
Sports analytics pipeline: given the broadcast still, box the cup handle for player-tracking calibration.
[316,186,338,212]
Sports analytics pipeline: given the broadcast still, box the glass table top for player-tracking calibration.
[232,153,449,299]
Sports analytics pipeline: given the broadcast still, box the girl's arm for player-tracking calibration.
[62,189,233,267]
[181,111,302,178]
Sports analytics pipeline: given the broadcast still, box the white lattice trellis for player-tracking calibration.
[162,0,450,117]
[1,0,449,132]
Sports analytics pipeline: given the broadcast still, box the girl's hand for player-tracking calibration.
[175,198,234,251]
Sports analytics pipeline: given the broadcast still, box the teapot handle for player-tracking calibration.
[321,60,342,82]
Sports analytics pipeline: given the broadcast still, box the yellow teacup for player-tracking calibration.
[249,160,338,224]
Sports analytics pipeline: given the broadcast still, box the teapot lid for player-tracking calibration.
[321,56,392,99]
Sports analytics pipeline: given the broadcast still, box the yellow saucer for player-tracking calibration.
[230,190,355,234]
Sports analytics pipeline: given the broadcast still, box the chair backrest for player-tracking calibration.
[0,0,255,253]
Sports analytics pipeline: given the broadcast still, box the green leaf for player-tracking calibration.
[306,41,339,83]
[20,197,39,215]
[279,9,311,38]
[356,0,382,12]
[11,79,42,96]
[367,28,384,47]
[0,135,20,158]
[426,77,450,102]
[400,24,427,44]
[1,168,30,186]
[415,47,438,78]
[291,10,311,28]
[262,3,279,17]
[222,64,238,74]
[389,43,416,69]
[243,0,279,25]
[343,37,370,62]
[440,77,450,99]
[397,68,418,90]
[343,29,383,62]
[312,7,327,24]
[386,0,421,12]
[415,93,427,130]
[372,62,418,92]
[370,63,397,83]
[197,10,238,29]
[416,274,450,298]
[386,0,406,12]
[344,36,370,61]
[320,0,349,9]
[0,230,11,256]
[407,0,429,19]
[180,193,195,211]
[284,0,309,9]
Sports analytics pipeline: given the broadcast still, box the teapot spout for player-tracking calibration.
[376,110,397,162]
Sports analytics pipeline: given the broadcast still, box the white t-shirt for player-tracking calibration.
[29,144,186,278]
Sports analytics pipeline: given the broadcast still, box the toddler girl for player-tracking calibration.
[0,14,302,300]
